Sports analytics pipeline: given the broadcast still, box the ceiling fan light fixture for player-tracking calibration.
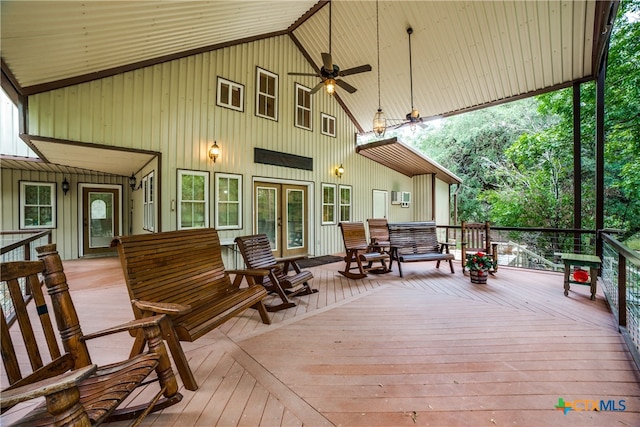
[373,108,386,137]
[411,109,420,119]
[325,78,336,95]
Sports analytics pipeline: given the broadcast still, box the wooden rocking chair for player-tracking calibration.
[235,234,318,312]
[460,221,498,273]
[338,222,391,279]
[1,244,182,426]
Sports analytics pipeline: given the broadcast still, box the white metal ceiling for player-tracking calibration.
[0,0,614,175]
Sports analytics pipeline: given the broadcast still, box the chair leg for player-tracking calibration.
[159,317,198,391]
[339,251,367,279]
[264,272,296,312]
[448,259,455,273]
[253,301,272,324]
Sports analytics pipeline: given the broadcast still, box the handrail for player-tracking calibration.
[438,224,597,235]
[600,232,640,370]
[1,230,53,256]
[602,232,640,267]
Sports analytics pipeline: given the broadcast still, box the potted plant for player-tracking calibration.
[465,252,495,284]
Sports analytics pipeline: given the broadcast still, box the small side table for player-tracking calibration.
[560,253,601,300]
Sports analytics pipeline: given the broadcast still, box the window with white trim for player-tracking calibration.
[321,113,336,137]
[142,172,155,231]
[339,185,352,222]
[217,77,244,111]
[177,170,209,230]
[215,173,242,229]
[20,181,56,229]
[322,183,336,225]
[295,83,312,130]
[256,67,278,120]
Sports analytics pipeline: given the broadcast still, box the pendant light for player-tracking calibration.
[372,0,386,137]
[407,27,419,132]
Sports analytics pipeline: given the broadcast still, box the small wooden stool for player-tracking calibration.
[560,253,601,300]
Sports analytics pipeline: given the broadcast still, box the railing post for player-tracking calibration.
[618,254,627,329]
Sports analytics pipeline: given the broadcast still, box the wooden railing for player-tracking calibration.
[1,230,53,324]
[438,225,598,271]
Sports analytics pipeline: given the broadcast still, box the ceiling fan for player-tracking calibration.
[388,27,425,131]
[288,1,372,95]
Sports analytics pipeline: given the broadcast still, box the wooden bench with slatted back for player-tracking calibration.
[388,221,455,277]
[338,222,390,279]
[235,234,317,312]
[112,228,271,391]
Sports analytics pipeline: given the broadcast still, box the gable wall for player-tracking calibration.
[22,35,435,259]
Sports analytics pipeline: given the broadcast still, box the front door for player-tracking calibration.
[254,182,308,258]
[82,187,120,256]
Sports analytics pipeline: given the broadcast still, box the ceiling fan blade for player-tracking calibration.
[321,52,333,71]
[288,72,321,77]
[310,81,325,94]
[339,64,372,76]
[335,79,357,94]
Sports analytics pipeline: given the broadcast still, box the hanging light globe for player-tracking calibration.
[373,108,386,137]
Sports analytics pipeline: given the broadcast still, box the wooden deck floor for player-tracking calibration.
[3,257,640,426]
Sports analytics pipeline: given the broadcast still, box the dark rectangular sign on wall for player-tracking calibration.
[254,148,313,171]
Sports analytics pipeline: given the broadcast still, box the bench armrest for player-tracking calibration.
[438,242,452,254]
[81,314,168,341]
[0,364,97,409]
[227,268,270,277]
[132,299,192,315]
[275,254,307,263]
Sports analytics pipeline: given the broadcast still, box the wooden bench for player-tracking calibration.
[235,234,317,312]
[388,222,455,277]
[112,228,271,391]
[338,222,390,279]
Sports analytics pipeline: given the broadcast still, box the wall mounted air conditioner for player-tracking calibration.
[391,191,411,205]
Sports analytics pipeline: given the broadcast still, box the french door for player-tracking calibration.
[82,186,120,256]
[254,181,308,258]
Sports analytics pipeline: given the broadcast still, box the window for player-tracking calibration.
[322,183,336,225]
[339,185,352,222]
[256,67,278,120]
[215,173,242,229]
[321,113,336,137]
[142,172,155,231]
[177,170,209,229]
[295,83,312,130]
[20,181,56,229]
[217,77,244,111]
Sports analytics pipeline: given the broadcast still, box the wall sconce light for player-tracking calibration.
[208,141,220,163]
[335,164,344,179]
[61,177,70,195]
[129,173,137,191]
